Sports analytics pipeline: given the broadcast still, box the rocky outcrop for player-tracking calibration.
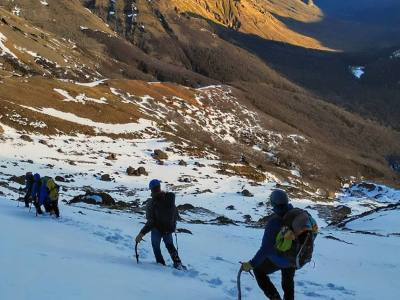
[126,166,148,176]
[69,192,116,206]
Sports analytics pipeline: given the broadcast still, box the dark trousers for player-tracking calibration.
[151,229,181,266]
[45,200,60,218]
[254,259,295,300]
[24,194,31,208]
[33,198,43,215]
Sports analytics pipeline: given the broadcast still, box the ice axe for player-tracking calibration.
[135,241,140,264]
[237,263,254,300]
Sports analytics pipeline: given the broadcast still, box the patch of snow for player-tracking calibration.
[12,6,21,16]
[390,50,400,59]
[75,79,107,87]
[19,106,154,135]
[53,88,108,104]
[0,32,18,59]
[349,66,365,79]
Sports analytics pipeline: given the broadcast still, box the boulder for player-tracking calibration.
[241,189,254,197]
[55,176,66,182]
[194,162,205,168]
[106,153,117,160]
[100,174,112,181]
[20,135,33,142]
[69,192,116,206]
[178,160,187,166]
[127,166,148,176]
[152,149,168,160]
[226,205,235,210]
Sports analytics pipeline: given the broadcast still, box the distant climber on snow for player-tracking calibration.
[24,172,34,208]
[31,174,60,218]
[240,190,318,300]
[135,179,185,270]
[39,176,60,218]
[31,173,44,215]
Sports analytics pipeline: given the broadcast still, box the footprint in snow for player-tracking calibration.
[207,277,223,287]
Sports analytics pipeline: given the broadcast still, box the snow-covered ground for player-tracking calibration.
[1,124,399,300]
[349,66,365,79]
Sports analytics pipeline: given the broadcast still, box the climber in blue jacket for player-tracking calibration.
[241,190,295,300]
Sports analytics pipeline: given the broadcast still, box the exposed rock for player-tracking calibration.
[152,149,168,160]
[38,139,48,146]
[177,203,195,211]
[312,204,352,224]
[241,189,254,197]
[20,135,33,142]
[127,166,148,176]
[178,177,191,183]
[106,153,117,160]
[178,160,187,166]
[9,175,25,185]
[356,182,376,192]
[55,176,66,182]
[226,205,235,210]
[69,192,116,206]
[211,216,236,225]
[194,162,205,168]
[100,174,112,181]
[243,214,252,223]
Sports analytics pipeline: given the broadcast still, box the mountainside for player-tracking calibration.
[0,124,399,299]
[1,2,400,300]
[0,0,399,194]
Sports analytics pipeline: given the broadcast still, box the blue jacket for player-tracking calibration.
[31,174,41,201]
[251,205,293,269]
[39,183,49,205]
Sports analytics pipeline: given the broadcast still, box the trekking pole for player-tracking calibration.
[175,232,179,255]
[135,242,140,264]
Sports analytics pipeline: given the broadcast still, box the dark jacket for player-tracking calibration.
[24,176,34,201]
[140,191,177,235]
[251,204,294,269]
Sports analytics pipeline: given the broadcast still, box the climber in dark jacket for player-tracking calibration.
[135,179,184,270]
[24,172,34,208]
[241,190,296,300]
[31,173,44,215]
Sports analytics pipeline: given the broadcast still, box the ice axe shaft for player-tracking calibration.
[237,264,254,300]
[237,268,243,300]
[135,242,139,264]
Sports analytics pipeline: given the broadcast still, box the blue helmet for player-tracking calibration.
[149,179,161,190]
[33,173,41,182]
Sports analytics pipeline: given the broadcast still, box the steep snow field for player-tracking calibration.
[1,196,399,300]
[1,124,399,300]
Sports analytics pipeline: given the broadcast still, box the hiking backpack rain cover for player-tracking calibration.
[275,208,318,269]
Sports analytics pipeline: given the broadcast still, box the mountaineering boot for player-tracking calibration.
[156,258,166,266]
[173,261,187,271]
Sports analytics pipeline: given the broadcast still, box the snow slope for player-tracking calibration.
[1,124,400,300]
[1,195,399,300]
